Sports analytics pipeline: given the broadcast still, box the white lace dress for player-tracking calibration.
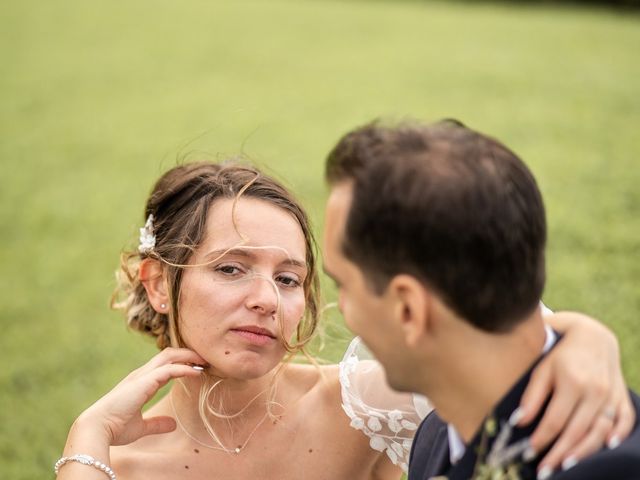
[339,336,432,473]
[339,304,553,472]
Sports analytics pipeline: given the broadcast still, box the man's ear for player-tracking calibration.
[139,258,169,314]
[388,274,431,348]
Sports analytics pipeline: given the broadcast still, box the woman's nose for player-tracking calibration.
[245,275,279,316]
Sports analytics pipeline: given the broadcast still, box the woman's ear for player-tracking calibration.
[139,258,169,314]
[389,274,431,349]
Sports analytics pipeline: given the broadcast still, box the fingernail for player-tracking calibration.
[509,407,526,426]
[523,445,537,462]
[192,365,204,371]
[537,465,552,480]
[562,456,578,471]
[608,435,621,449]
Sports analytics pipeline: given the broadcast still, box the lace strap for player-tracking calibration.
[339,336,432,472]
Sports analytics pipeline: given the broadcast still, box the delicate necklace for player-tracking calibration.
[169,390,270,454]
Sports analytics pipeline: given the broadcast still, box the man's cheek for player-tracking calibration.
[338,290,346,314]
[340,300,356,332]
[346,312,366,338]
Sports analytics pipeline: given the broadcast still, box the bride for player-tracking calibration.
[56,161,633,480]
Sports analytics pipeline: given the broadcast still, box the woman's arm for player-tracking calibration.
[56,348,206,480]
[520,311,634,475]
[57,419,114,480]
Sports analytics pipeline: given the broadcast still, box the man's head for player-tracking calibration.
[322,120,547,391]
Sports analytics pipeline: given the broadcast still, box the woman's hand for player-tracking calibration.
[73,348,207,447]
[518,312,634,476]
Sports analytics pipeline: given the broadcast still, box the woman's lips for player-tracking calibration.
[230,326,276,346]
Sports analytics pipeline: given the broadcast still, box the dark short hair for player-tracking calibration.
[325,120,546,332]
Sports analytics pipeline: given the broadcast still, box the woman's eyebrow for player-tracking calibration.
[281,257,307,271]
[203,248,250,261]
[204,247,306,270]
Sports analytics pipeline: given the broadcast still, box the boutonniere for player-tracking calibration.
[472,414,531,480]
[430,413,531,480]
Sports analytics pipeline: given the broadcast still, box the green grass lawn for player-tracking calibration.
[1,1,639,478]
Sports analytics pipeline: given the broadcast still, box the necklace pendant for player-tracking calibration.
[234,447,241,454]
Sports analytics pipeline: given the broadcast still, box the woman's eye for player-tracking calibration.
[277,275,301,288]
[216,265,242,276]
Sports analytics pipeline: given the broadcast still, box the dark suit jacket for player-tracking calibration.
[408,410,450,480]
[409,355,640,479]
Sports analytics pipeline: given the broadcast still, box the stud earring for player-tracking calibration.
[160,303,167,309]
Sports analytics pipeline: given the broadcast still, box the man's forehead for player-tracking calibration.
[327,181,354,205]
[324,185,351,238]
[325,182,354,232]
[322,182,355,276]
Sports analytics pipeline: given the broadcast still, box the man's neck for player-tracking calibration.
[424,308,546,443]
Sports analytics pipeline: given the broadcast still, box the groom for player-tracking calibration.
[321,120,640,479]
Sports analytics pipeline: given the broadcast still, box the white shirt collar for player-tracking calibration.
[447,312,557,465]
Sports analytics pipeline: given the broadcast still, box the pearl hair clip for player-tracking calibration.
[138,214,156,254]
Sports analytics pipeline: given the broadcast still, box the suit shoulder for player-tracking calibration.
[409,412,449,480]
[555,444,640,479]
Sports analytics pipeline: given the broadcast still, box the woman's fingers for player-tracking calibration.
[534,391,610,473]
[526,382,577,455]
[519,331,635,476]
[154,347,207,367]
[112,356,205,410]
[109,415,179,447]
[102,363,203,446]
[608,384,635,448]
[523,355,612,470]
[144,347,207,371]
[134,363,204,404]
[519,357,554,426]
[141,416,178,437]
[541,414,613,476]
[563,414,611,468]
[124,348,207,380]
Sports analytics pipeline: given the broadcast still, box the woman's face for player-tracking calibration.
[177,197,308,380]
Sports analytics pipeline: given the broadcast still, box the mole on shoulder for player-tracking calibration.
[185,465,190,469]
[225,351,230,355]
[308,449,313,453]
[194,448,200,454]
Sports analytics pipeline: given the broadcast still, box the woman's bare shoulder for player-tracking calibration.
[110,442,159,479]
[110,432,191,479]
[284,362,339,383]
[282,362,341,403]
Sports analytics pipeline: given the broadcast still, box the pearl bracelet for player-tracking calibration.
[54,454,116,480]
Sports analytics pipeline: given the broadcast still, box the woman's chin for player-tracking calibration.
[206,352,282,381]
